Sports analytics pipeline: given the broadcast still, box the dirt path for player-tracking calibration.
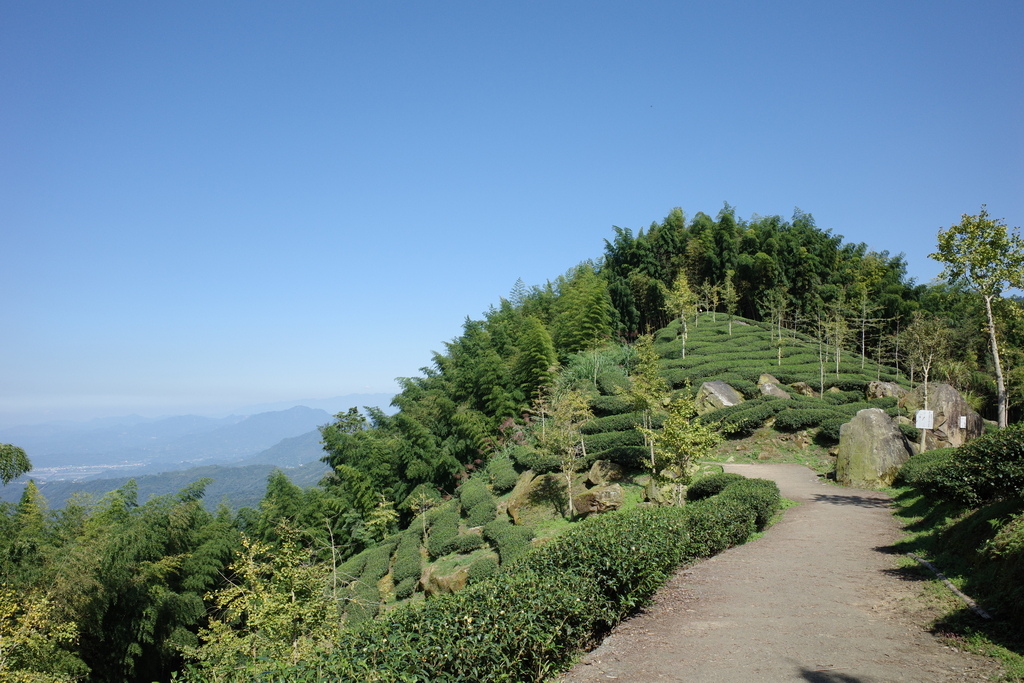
[558,463,1001,682]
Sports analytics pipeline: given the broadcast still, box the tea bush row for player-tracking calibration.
[273,477,782,682]
[904,424,1024,506]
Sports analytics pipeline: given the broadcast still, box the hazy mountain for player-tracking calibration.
[0,460,331,512]
[0,406,333,474]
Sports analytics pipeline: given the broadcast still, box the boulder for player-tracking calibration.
[572,483,625,516]
[505,472,569,524]
[866,381,908,401]
[587,459,625,486]
[420,563,469,597]
[836,408,913,488]
[643,478,673,505]
[790,381,818,398]
[759,373,782,386]
[899,383,984,450]
[696,381,744,415]
[760,382,792,400]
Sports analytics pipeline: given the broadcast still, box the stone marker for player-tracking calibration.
[899,383,983,450]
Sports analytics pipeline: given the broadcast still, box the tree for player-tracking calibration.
[661,273,698,358]
[0,444,31,485]
[903,311,952,411]
[722,269,739,335]
[930,207,1024,428]
[183,534,337,678]
[623,335,668,471]
[537,387,593,519]
[643,395,722,505]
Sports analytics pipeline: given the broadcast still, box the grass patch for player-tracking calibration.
[890,486,1024,680]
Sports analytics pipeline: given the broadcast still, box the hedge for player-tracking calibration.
[911,425,1024,506]
[687,472,747,501]
[267,477,782,682]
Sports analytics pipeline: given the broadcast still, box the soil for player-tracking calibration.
[557,463,1003,683]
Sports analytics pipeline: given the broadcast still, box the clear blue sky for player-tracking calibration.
[2,1,1021,426]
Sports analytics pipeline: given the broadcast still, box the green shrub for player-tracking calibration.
[282,478,780,682]
[717,478,781,530]
[820,390,861,405]
[459,478,498,527]
[581,411,645,435]
[589,394,634,416]
[442,533,486,556]
[687,472,746,501]
[584,429,646,467]
[486,451,519,492]
[393,576,418,601]
[360,543,394,583]
[916,424,1024,506]
[816,417,848,444]
[508,443,560,474]
[466,555,499,585]
[392,531,422,585]
[482,519,534,565]
[895,448,956,486]
[898,423,920,443]
[427,505,461,558]
[596,369,630,395]
[344,580,381,626]
[773,408,842,432]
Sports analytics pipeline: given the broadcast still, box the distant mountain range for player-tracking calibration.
[0,393,394,511]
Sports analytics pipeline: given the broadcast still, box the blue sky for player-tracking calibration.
[2,1,1021,426]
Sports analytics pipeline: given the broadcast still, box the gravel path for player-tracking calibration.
[558,463,1000,682]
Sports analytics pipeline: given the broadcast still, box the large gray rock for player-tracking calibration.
[899,383,984,450]
[587,459,625,486]
[866,381,909,401]
[790,381,819,398]
[696,381,744,415]
[837,408,912,488]
[759,382,792,400]
[572,483,625,516]
[505,472,568,524]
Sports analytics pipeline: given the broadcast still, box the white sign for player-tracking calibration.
[959,415,967,429]
[916,410,934,430]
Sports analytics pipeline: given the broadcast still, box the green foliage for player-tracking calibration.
[0,444,32,486]
[687,472,747,501]
[582,429,646,467]
[182,533,336,680]
[508,443,561,474]
[913,425,1024,506]
[272,479,780,682]
[581,410,654,435]
[485,451,519,493]
[458,478,497,527]
[589,394,634,416]
[481,519,534,566]
[391,531,422,586]
[716,478,781,530]
[426,504,461,559]
[466,554,499,585]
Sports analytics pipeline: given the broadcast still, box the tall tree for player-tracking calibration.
[930,207,1024,428]
[623,335,668,471]
[662,272,698,358]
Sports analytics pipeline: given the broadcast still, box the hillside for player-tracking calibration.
[4,205,1021,683]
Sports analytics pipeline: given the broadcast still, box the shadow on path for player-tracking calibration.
[811,493,892,508]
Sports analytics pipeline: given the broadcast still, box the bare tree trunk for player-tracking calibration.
[984,295,1008,429]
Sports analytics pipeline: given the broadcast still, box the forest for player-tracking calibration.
[2,205,1022,682]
